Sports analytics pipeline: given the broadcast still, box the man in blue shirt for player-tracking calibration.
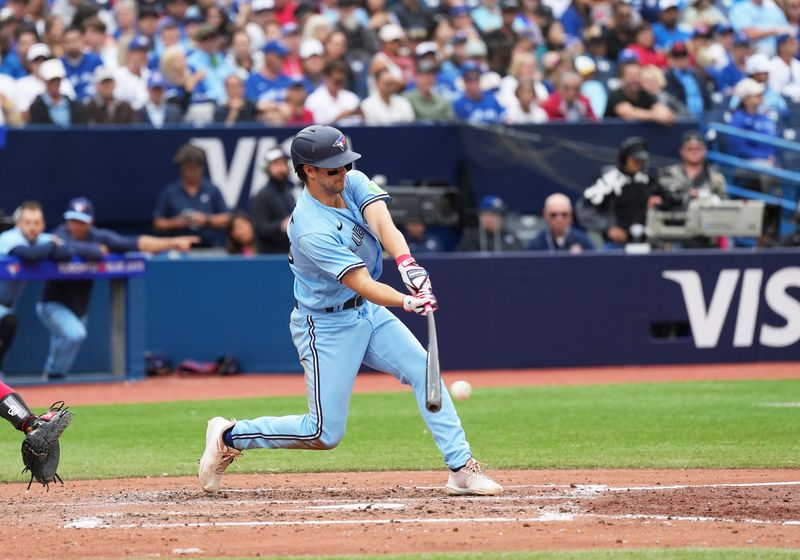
[452,62,505,123]
[186,23,235,103]
[245,40,293,105]
[528,193,595,252]
[153,144,231,247]
[199,125,503,497]
[61,26,104,101]
[38,197,198,380]
[664,41,711,118]
[0,26,37,79]
[729,0,791,56]
[0,201,68,375]
[652,0,691,50]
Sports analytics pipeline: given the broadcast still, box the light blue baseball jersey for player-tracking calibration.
[288,170,390,311]
[0,227,55,309]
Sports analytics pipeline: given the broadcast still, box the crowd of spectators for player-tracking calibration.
[0,0,798,127]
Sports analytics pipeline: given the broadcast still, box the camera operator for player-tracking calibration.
[657,131,727,210]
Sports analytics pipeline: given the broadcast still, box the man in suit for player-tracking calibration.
[136,71,184,127]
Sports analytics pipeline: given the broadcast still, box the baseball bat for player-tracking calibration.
[425,308,442,413]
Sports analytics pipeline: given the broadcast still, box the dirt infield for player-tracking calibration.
[4,362,800,558]
[3,469,800,558]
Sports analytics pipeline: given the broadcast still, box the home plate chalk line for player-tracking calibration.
[62,480,800,530]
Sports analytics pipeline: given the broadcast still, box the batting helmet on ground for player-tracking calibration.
[290,126,361,172]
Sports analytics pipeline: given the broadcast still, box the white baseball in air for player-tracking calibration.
[449,380,473,401]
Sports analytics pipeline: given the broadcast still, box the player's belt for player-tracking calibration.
[294,296,364,314]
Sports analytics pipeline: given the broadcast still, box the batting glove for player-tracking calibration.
[396,254,432,295]
[403,290,437,316]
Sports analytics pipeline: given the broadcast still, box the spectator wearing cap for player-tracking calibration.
[361,67,415,124]
[681,0,729,30]
[657,130,727,212]
[61,26,104,101]
[15,43,78,113]
[249,147,296,254]
[214,73,257,124]
[245,39,293,105]
[28,58,87,125]
[369,23,414,92]
[305,59,362,124]
[405,59,454,121]
[112,35,151,110]
[38,197,198,380]
[483,0,522,74]
[456,195,524,253]
[664,41,712,118]
[449,4,478,36]
[768,34,800,98]
[0,26,37,79]
[729,0,791,56]
[728,77,780,166]
[577,136,664,247]
[605,61,675,125]
[472,0,503,33]
[453,62,505,123]
[732,52,788,114]
[528,193,594,253]
[298,38,326,91]
[505,78,547,123]
[709,32,751,93]
[651,0,690,51]
[136,70,184,127]
[153,144,231,248]
[541,71,595,121]
[628,22,668,68]
[187,23,235,103]
[85,65,139,123]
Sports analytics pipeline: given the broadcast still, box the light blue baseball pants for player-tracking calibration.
[35,302,88,375]
[231,301,472,470]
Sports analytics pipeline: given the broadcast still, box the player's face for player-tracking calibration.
[307,164,347,193]
[66,219,91,240]
[17,209,45,242]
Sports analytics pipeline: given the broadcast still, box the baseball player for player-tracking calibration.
[199,125,502,496]
[38,197,199,380]
[0,201,71,375]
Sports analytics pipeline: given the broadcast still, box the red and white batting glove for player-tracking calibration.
[396,254,432,295]
[403,290,438,316]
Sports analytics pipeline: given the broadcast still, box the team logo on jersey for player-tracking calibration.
[350,224,365,248]
[333,134,347,152]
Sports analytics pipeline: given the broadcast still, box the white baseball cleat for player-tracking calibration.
[445,458,503,496]
[198,417,241,493]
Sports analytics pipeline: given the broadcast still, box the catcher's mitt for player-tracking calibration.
[21,401,72,490]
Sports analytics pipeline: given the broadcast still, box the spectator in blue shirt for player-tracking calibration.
[651,0,691,50]
[729,0,791,56]
[61,26,104,101]
[664,41,711,118]
[186,23,235,103]
[153,144,231,247]
[528,193,594,253]
[709,32,751,94]
[728,77,780,165]
[403,221,446,253]
[245,40,293,107]
[0,26,38,79]
[453,62,506,123]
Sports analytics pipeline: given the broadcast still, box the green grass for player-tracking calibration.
[214,551,800,560]
[1,379,799,481]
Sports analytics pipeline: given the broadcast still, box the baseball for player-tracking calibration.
[449,380,473,401]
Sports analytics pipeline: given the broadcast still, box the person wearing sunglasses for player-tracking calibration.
[527,193,594,253]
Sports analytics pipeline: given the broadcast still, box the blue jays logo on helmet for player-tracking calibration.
[333,134,347,152]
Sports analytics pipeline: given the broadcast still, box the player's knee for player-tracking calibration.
[314,427,344,450]
[64,327,87,345]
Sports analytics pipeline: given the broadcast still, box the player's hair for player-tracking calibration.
[295,164,308,184]
[173,144,207,167]
[13,201,44,222]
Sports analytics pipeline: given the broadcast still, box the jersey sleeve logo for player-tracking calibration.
[367,181,386,195]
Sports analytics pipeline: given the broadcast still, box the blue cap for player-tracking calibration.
[777,33,794,46]
[282,21,299,35]
[461,60,482,77]
[617,48,640,64]
[733,32,751,46]
[714,23,733,35]
[478,195,506,213]
[129,35,151,51]
[263,39,289,56]
[148,70,168,88]
[449,4,470,16]
[452,30,469,44]
[64,197,95,223]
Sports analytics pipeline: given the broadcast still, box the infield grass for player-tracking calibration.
[226,550,800,560]
[0,379,798,480]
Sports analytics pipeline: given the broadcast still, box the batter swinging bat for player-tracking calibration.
[425,309,441,413]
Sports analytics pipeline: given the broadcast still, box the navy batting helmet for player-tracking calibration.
[290,126,361,171]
